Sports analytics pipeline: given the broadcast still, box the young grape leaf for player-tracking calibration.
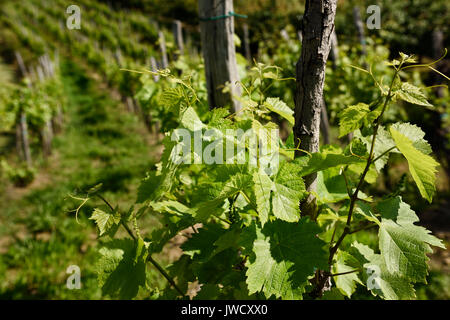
[390,127,439,202]
[338,103,379,138]
[394,82,433,107]
[264,97,294,125]
[89,208,121,236]
[390,122,432,155]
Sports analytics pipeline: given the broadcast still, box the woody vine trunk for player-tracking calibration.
[294,0,337,217]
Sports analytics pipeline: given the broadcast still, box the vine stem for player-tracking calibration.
[329,269,361,277]
[97,194,185,297]
[146,255,184,297]
[372,146,396,164]
[122,220,184,296]
[327,66,400,267]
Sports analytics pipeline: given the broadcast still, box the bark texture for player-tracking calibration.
[198,0,242,112]
[294,0,337,215]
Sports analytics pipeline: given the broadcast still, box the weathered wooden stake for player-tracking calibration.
[172,20,185,58]
[294,0,337,216]
[20,112,32,167]
[150,56,160,82]
[243,23,252,64]
[14,52,32,167]
[198,0,242,111]
[158,31,169,69]
[15,51,28,78]
[353,7,366,57]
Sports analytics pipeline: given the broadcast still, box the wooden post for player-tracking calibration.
[114,48,122,66]
[20,112,32,167]
[243,23,252,64]
[353,7,366,57]
[53,104,64,134]
[16,125,24,160]
[15,51,28,78]
[36,65,45,81]
[36,61,53,158]
[14,52,32,167]
[158,31,169,69]
[125,96,135,113]
[280,29,289,41]
[172,20,184,58]
[198,0,242,112]
[294,0,337,216]
[150,56,160,82]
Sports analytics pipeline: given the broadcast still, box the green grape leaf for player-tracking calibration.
[159,87,183,106]
[212,226,242,256]
[316,169,349,204]
[150,200,196,217]
[136,172,160,203]
[148,212,195,253]
[194,173,254,221]
[245,219,328,299]
[167,255,195,293]
[379,220,432,283]
[89,208,121,236]
[295,147,365,178]
[264,97,294,125]
[376,197,444,282]
[338,103,379,137]
[353,241,416,300]
[332,251,362,298]
[394,82,433,107]
[180,106,205,131]
[181,224,227,261]
[354,127,394,172]
[96,239,147,299]
[390,122,432,154]
[351,197,445,299]
[390,127,439,202]
[271,161,306,222]
[253,170,273,226]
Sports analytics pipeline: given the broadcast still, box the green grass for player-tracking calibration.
[0,59,163,299]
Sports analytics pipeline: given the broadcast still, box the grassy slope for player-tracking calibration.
[0,59,163,299]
